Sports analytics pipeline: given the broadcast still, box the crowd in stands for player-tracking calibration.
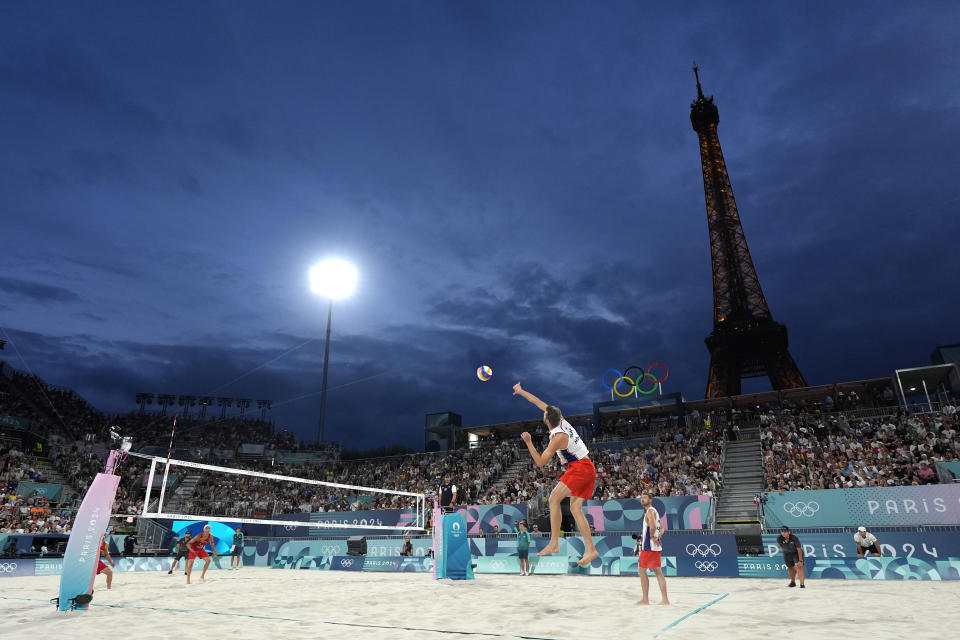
[762,408,958,492]
[5,361,959,541]
[1,444,73,534]
[185,440,522,517]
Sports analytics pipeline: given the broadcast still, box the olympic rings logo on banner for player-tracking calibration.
[685,543,721,557]
[602,363,669,397]
[339,558,354,568]
[0,563,18,573]
[695,561,718,572]
[784,501,820,517]
[320,545,340,555]
[491,560,507,570]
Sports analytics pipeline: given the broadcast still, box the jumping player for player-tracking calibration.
[636,491,669,605]
[96,537,115,589]
[513,382,599,567]
[169,531,191,575]
[185,525,217,584]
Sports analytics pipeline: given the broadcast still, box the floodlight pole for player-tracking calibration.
[317,298,333,444]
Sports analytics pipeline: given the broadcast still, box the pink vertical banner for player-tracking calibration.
[57,472,120,611]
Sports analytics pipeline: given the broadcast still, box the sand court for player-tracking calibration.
[1,569,957,640]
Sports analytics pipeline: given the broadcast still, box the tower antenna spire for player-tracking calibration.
[693,62,704,99]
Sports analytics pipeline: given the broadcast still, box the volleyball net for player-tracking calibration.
[129,452,427,532]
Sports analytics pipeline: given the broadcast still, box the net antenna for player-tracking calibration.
[132,452,427,532]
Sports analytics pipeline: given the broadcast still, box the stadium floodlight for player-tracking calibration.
[309,258,357,444]
[309,258,357,300]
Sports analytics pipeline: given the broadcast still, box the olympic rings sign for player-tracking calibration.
[685,543,721,557]
[602,363,669,397]
[695,561,718,572]
[339,558,354,568]
[0,562,19,573]
[783,501,820,518]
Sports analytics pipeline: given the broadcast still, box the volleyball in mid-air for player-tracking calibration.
[476,365,493,381]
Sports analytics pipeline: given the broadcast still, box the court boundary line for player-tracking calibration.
[0,596,566,640]
[652,592,729,638]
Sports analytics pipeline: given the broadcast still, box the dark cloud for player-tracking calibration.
[0,278,82,304]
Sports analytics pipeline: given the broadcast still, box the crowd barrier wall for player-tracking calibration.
[5,532,958,580]
[759,529,960,563]
[763,485,960,528]
[584,496,711,531]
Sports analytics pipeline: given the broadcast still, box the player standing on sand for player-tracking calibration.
[636,491,669,605]
[513,382,599,567]
[96,538,115,589]
[186,525,217,584]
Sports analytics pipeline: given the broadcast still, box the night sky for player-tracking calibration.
[2,2,957,450]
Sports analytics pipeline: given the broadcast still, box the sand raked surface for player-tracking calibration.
[1,568,958,640]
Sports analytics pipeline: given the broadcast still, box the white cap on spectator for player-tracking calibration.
[858,526,867,532]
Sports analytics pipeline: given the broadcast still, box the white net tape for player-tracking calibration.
[130,452,427,531]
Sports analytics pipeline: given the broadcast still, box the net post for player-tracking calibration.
[157,460,171,515]
[142,457,157,516]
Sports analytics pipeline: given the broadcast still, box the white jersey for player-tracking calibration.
[854,532,878,547]
[549,419,589,464]
[641,506,662,552]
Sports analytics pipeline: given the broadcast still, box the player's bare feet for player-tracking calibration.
[636,600,650,606]
[576,549,599,566]
[659,600,670,605]
[537,542,560,556]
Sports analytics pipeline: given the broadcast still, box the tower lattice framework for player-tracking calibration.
[690,67,807,397]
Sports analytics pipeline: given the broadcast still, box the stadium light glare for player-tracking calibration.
[309,259,357,300]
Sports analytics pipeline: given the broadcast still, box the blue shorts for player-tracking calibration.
[517,549,529,559]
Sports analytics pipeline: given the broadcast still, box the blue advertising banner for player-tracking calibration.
[269,509,417,537]
[329,556,364,571]
[810,556,960,580]
[15,482,62,500]
[584,496,711,531]
[763,485,960,528]
[0,559,36,577]
[450,504,527,534]
[737,557,814,578]
[363,557,403,571]
[760,530,960,563]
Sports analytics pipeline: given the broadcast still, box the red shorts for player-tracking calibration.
[189,548,209,560]
[558,458,597,499]
[97,560,109,574]
[638,550,662,570]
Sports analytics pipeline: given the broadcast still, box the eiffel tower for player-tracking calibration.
[690,67,807,397]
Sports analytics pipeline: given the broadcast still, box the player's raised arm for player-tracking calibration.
[513,383,548,411]
[520,431,567,467]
